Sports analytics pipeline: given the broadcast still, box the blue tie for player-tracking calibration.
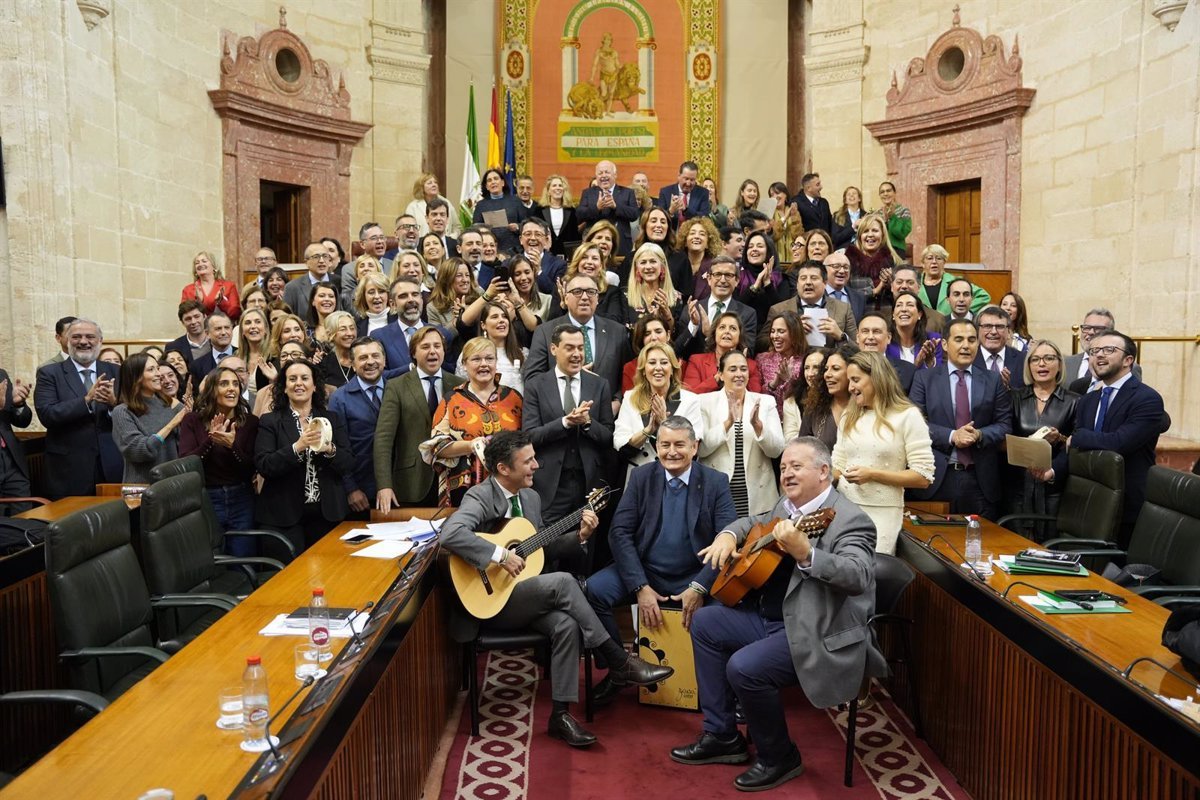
[1095,386,1115,430]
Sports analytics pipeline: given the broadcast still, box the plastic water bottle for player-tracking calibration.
[309,588,332,663]
[242,655,269,748]
[965,514,983,567]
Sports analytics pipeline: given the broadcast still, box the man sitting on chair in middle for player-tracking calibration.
[586,415,737,705]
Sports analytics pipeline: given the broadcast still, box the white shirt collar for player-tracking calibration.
[1099,371,1135,393]
[783,484,834,518]
[70,359,95,374]
[664,465,693,485]
[554,365,581,383]
[567,314,592,330]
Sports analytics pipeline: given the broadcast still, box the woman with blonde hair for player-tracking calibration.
[918,243,991,315]
[316,311,358,390]
[581,219,622,283]
[614,342,700,476]
[728,179,760,227]
[548,242,629,322]
[698,350,785,517]
[405,172,458,236]
[831,350,935,554]
[845,212,901,314]
[341,253,382,312]
[181,250,241,321]
[427,258,480,330]
[625,242,682,326]
[390,249,434,290]
[668,215,722,301]
[539,174,579,257]
[353,270,393,336]
[237,308,273,390]
[833,185,868,234]
[269,313,308,358]
[420,337,523,505]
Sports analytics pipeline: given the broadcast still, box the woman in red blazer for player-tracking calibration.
[682,310,762,394]
[181,250,241,321]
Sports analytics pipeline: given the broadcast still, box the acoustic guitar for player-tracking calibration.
[711,508,837,607]
[448,487,614,619]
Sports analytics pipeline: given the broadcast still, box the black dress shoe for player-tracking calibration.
[592,675,626,707]
[548,712,597,748]
[607,654,674,686]
[735,700,746,725]
[669,732,750,765]
[733,750,804,792]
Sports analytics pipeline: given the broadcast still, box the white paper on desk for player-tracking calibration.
[350,540,414,559]
[1006,435,1052,471]
[801,307,829,348]
[259,613,366,638]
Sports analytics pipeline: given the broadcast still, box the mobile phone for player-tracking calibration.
[344,534,372,545]
[492,264,511,283]
[1055,590,1126,604]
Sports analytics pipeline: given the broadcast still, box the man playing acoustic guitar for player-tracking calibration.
[440,430,674,748]
[670,436,885,792]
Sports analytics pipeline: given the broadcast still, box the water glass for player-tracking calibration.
[121,485,147,509]
[216,687,243,730]
[295,643,327,680]
[974,550,994,577]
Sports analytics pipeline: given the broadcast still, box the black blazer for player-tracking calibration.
[577,185,640,256]
[473,195,527,255]
[188,347,238,394]
[523,313,632,402]
[974,346,1027,390]
[164,334,198,365]
[0,369,32,477]
[254,408,355,527]
[790,193,834,236]
[520,369,614,509]
[443,234,460,258]
[655,184,712,226]
[541,205,581,257]
[33,359,122,497]
[888,356,917,395]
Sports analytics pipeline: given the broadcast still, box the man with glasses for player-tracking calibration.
[825,252,867,325]
[284,241,338,320]
[518,217,566,294]
[676,255,756,359]
[252,247,277,284]
[578,160,639,257]
[346,222,389,310]
[972,306,1025,389]
[1062,308,1141,389]
[1044,329,1164,547]
[524,274,631,415]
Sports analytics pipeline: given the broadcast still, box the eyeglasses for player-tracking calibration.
[1027,355,1059,365]
[1086,345,1125,357]
[365,235,387,243]
[790,241,805,249]
[254,257,276,263]
[396,224,419,231]
[979,323,1009,331]
[1079,324,1107,334]
[566,288,599,298]
[307,253,333,262]
[709,271,738,281]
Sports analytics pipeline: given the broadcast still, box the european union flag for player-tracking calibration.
[502,90,517,194]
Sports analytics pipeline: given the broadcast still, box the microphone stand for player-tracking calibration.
[999,580,1092,609]
[345,600,376,654]
[262,675,316,764]
[921,532,988,582]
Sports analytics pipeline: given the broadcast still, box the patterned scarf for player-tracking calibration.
[291,408,320,504]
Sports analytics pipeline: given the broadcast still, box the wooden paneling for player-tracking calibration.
[895,518,1200,800]
[956,268,1011,306]
[935,181,982,263]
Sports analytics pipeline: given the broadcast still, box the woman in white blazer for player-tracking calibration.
[698,350,785,517]
[614,342,701,479]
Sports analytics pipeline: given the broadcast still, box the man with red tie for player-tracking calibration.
[656,160,711,229]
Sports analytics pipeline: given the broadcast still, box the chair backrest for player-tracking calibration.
[1054,450,1125,543]
[140,472,217,597]
[149,455,223,551]
[1126,466,1200,586]
[44,501,154,697]
[874,553,915,615]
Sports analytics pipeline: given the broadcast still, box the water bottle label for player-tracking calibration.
[311,626,330,646]
[247,707,269,725]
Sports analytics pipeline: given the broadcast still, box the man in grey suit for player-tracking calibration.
[439,431,673,747]
[522,324,615,522]
[283,241,339,320]
[1063,307,1141,389]
[671,436,884,793]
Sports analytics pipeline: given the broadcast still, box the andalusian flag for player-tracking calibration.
[487,86,501,169]
[459,84,481,208]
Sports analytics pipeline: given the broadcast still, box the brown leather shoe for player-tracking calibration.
[548,712,597,747]
[607,654,673,686]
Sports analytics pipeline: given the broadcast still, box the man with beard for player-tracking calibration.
[34,318,122,497]
[370,278,452,374]
[329,337,390,519]
[458,226,486,286]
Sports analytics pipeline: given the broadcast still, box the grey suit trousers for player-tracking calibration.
[487,572,610,703]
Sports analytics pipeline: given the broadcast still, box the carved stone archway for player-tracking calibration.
[865,8,1033,274]
[208,10,371,282]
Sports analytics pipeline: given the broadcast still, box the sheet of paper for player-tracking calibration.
[1006,434,1052,470]
[350,540,414,559]
[259,613,365,638]
[801,307,829,348]
[482,209,509,229]
[757,194,779,216]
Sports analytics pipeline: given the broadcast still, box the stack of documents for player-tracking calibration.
[993,553,1088,577]
[339,518,442,559]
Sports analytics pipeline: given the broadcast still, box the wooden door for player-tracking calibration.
[934,180,982,263]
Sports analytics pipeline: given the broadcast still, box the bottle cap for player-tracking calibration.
[312,587,325,597]
[246,655,261,665]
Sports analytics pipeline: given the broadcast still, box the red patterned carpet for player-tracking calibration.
[440,650,970,800]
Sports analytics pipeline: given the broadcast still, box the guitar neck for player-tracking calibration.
[512,506,585,559]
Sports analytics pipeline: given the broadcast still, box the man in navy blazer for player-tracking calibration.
[33,319,122,498]
[855,312,917,394]
[587,416,736,701]
[187,312,237,396]
[370,277,452,373]
[788,173,834,237]
[973,306,1026,390]
[655,160,711,229]
[1046,330,1165,546]
[0,366,34,514]
[910,318,1012,518]
[328,337,389,518]
[576,160,640,257]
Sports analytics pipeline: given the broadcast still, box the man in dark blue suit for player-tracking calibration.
[187,312,237,396]
[656,160,711,229]
[370,277,452,373]
[33,319,122,498]
[577,160,640,257]
[328,337,389,519]
[518,218,567,295]
[587,416,737,702]
[0,365,34,514]
[855,312,917,394]
[1044,330,1165,547]
[974,306,1026,390]
[910,318,1012,518]
[788,173,834,238]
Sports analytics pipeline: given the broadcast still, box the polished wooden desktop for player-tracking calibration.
[1,519,457,799]
[896,513,1200,800]
[14,495,112,522]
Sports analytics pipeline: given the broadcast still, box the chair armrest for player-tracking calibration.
[1155,596,1200,611]
[0,689,109,714]
[151,594,238,612]
[60,646,169,665]
[0,496,51,507]
[1133,586,1200,600]
[1044,538,1121,551]
[869,612,914,627]
[216,556,287,572]
[224,528,297,559]
[996,512,1058,527]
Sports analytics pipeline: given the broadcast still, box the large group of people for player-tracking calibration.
[0,159,1170,794]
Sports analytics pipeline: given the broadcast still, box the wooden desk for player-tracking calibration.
[15,496,111,522]
[896,514,1200,800]
[1,523,457,799]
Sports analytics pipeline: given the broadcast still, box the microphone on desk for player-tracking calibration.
[920,532,988,583]
[263,675,316,764]
[999,580,1092,610]
[1121,655,1200,688]
[347,600,376,652]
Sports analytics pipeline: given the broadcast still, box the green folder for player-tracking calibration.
[1027,592,1132,615]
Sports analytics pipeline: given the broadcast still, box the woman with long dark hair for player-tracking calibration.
[782,348,829,440]
[111,352,188,482]
[734,231,795,329]
[799,343,858,449]
[682,310,763,394]
[888,290,943,369]
[472,168,526,254]
[179,365,261,555]
[755,310,809,420]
